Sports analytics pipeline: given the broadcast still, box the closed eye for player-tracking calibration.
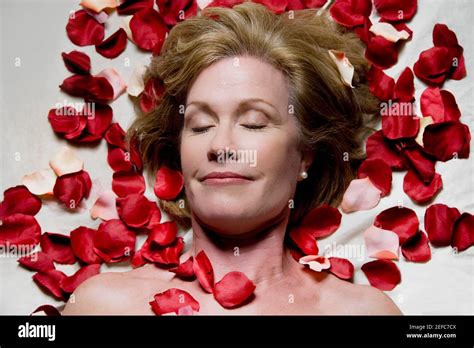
[242,124,266,130]
[191,126,214,133]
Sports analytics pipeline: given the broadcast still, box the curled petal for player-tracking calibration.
[401,231,431,262]
[112,171,146,197]
[213,271,256,308]
[60,264,101,293]
[130,8,168,52]
[127,63,147,97]
[49,146,84,176]
[393,67,415,102]
[70,226,102,264]
[451,213,474,252]
[90,190,119,221]
[328,50,355,88]
[369,22,410,42]
[361,259,401,291]
[116,193,153,228]
[66,10,105,46]
[31,305,61,316]
[357,158,392,196]
[21,168,57,196]
[40,232,77,265]
[424,203,461,247]
[193,250,214,293]
[373,0,417,22]
[61,50,91,74]
[422,121,471,161]
[299,255,331,272]
[53,170,92,209]
[327,257,354,280]
[366,130,406,169]
[105,123,127,149]
[0,214,41,247]
[364,225,399,260]
[93,219,136,263]
[420,87,461,123]
[59,75,114,103]
[18,252,55,272]
[149,288,200,315]
[154,166,184,200]
[169,256,195,279]
[413,47,451,86]
[47,106,87,139]
[367,66,394,101]
[374,206,419,245]
[0,185,41,219]
[340,177,382,213]
[141,236,184,265]
[329,0,372,29]
[403,170,442,204]
[33,270,67,301]
[96,28,127,59]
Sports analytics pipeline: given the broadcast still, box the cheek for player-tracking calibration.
[179,136,205,179]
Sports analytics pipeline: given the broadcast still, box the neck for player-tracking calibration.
[189,207,297,288]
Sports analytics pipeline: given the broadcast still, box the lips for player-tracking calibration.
[200,171,252,182]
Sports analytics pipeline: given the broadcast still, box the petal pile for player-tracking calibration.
[149,288,200,315]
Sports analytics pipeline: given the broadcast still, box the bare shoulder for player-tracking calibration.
[61,267,169,315]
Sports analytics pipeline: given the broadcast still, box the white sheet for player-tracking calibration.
[0,0,472,315]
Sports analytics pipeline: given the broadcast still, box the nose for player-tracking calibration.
[207,121,235,162]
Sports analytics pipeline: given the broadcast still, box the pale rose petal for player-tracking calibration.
[328,49,355,88]
[83,9,110,24]
[121,16,134,42]
[127,63,147,97]
[415,116,434,147]
[299,255,331,272]
[364,225,400,260]
[369,22,410,43]
[49,146,84,176]
[96,68,127,100]
[340,177,382,213]
[90,190,119,220]
[21,168,57,196]
[197,0,212,9]
[80,0,119,13]
[177,305,195,315]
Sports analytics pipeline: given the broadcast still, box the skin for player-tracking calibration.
[62,56,402,315]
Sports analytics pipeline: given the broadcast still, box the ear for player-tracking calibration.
[298,149,314,181]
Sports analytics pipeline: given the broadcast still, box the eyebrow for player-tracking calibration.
[184,98,281,120]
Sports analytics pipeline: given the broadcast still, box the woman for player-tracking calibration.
[62,2,402,315]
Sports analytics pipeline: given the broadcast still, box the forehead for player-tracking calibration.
[186,56,289,111]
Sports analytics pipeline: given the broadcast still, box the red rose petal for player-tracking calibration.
[366,130,406,169]
[374,206,419,244]
[252,0,287,14]
[413,47,451,86]
[424,203,461,247]
[116,193,153,228]
[361,259,401,291]
[213,271,256,308]
[357,158,392,196]
[61,50,91,74]
[420,87,461,123]
[433,24,466,81]
[93,219,136,263]
[107,147,133,172]
[403,170,442,204]
[329,0,372,29]
[105,123,127,149]
[66,10,105,46]
[59,74,114,103]
[148,221,178,246]
[140,77,165,113]
[95,28,127,59]
[85,103,113,137]
[141,236,184,265]
[70,226,103,264]
[193,250,214,293]
[157,0,198,26]
[399,143,435,183]
[32,305,61,316]
[145,203,162,229]
[112,171,146,197]
[169,256,195,279]
[154,166,184,200]
[149,288,200,315]
[53,170,92,209]
[393,67,415,102]
[293,205,342,239]
[381,114,420,140]
[0,185,41,220]
[373,0,417,22]
[422,121,471,161]
[47,106,87,140]
[18,252,55,272]
[327,257,354,280]
[365,35,399,69]
[33,269,67,301]
[40,232,77,265]
[117,0,153,15]
[451,213,473,252]
[0,214,41,247]
[130,8,168,52]
[60,264,101,293]
[289,227,319,255]
[367,66,394,101]
[401,231,431,262]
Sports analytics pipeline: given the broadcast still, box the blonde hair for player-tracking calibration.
[126,1,379,230]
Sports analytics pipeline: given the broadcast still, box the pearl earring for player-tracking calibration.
[300,171,308,180]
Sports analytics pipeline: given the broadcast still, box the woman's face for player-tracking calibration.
[180,56,311,236]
